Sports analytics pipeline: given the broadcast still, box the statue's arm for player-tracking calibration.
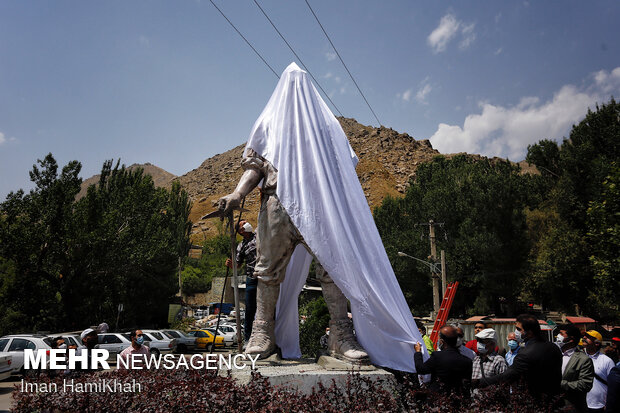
[217,166,263,214]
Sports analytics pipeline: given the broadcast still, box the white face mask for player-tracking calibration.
[556,334,565,344]
[58,344,67,349]
[477,342,488,354]
[514,329,522,341]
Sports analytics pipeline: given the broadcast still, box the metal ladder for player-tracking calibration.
[429,281,459,347]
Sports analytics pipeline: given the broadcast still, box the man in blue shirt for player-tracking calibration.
[505,331,521,366]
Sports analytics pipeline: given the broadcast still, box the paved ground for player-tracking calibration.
[0,376,19,413]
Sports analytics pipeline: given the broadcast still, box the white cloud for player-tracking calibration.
[325,51,337,61]
[494,47,503,56]
[428,13,476,53]
[459,23,476,50]
[593,67,620,93]
[0,132,5,145]
[401,89,413,102]
[416,83,432,104]
[429,67,620,160]
[428,14,460,53]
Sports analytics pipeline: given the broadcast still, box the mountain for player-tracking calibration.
[76,117,537,242]
[177,117,441,241]
[76,162,177,199]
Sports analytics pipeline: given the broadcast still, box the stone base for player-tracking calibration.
[316,354,376,371]
[228,354,394,394]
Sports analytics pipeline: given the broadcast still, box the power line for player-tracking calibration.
[208,0,280,79]
[304,0,382,126]
[252,0,343,117]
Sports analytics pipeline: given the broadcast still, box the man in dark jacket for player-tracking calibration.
[607,362,620,412]
[226,220,257,341]
[557,324,594,412]
[414,325,472,394]
[480,314,562,400]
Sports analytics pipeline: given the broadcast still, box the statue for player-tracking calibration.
[216,63,424,372]
[218,147,368,362]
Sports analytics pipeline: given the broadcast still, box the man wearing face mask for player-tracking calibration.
[436,324,475,360]
[414,325,473,394]
[479,314,562,400]
[557,325,594,412]
[582,330,615,412]
[119,330,150,368]
[504,332,521,366]
[76,328,99,371]
[471,328,507,387]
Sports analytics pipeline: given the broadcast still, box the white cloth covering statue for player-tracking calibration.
[217,63,425,372]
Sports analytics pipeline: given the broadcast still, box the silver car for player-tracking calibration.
[97,333,133,361]
[0,353,13,381]
[0,335,53,375]
[140,330,176,356]
[162,330,196,353]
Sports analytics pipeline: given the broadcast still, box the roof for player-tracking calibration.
[461,318,550,326]
[565,316,596,324]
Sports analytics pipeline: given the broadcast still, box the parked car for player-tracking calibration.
[162,330,196,353]
[187,330,225,352]
[47,334,85,350]
[0,353,12,381]
[139,330,177,357]
[206,327,237,347]
[97,333,133,361]
[0,335,52,375]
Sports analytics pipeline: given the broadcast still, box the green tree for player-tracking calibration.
[0,153,82,333]
[69,160,192,329]
[586,164,620,320]
[374,155,531,317]
[526,99,620,320]
[0,155,193,334]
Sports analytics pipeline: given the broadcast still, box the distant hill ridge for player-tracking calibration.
[78,117,536,241]
[76,162,177,199]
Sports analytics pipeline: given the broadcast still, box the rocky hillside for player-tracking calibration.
[178,117,441,241]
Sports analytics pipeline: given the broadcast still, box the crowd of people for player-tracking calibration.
[413,315,620,412]
[46,324,151,374]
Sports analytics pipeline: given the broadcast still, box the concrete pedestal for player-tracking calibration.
[228,353,395,394]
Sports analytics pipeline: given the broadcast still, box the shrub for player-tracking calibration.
[12,368,561,412]
[298,296,330,358]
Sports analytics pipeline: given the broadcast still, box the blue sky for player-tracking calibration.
[1,1,619,199]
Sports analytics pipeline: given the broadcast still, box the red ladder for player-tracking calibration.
[429,281,459,347]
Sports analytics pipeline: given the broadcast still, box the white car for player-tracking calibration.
[0,335,53,375]
[48,334,85,350]
[0,353,12,381]
[206,327,236,347]
[97,333,133,361]
[162,330,196,353]
[140,330,176,356]
[217,324,242,344]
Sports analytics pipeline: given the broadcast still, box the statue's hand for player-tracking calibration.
[217,192,242,215]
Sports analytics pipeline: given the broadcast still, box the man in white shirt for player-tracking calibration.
[119,330,150,369]
[583,330,615,412]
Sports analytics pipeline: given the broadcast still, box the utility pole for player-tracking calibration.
[177,256,182,297]
[428,220,440,316]
[440,250,447,298]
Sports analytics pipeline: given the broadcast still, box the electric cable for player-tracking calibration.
[304,0,382,126]
[209,0,280,79]
[252,0,344,117]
